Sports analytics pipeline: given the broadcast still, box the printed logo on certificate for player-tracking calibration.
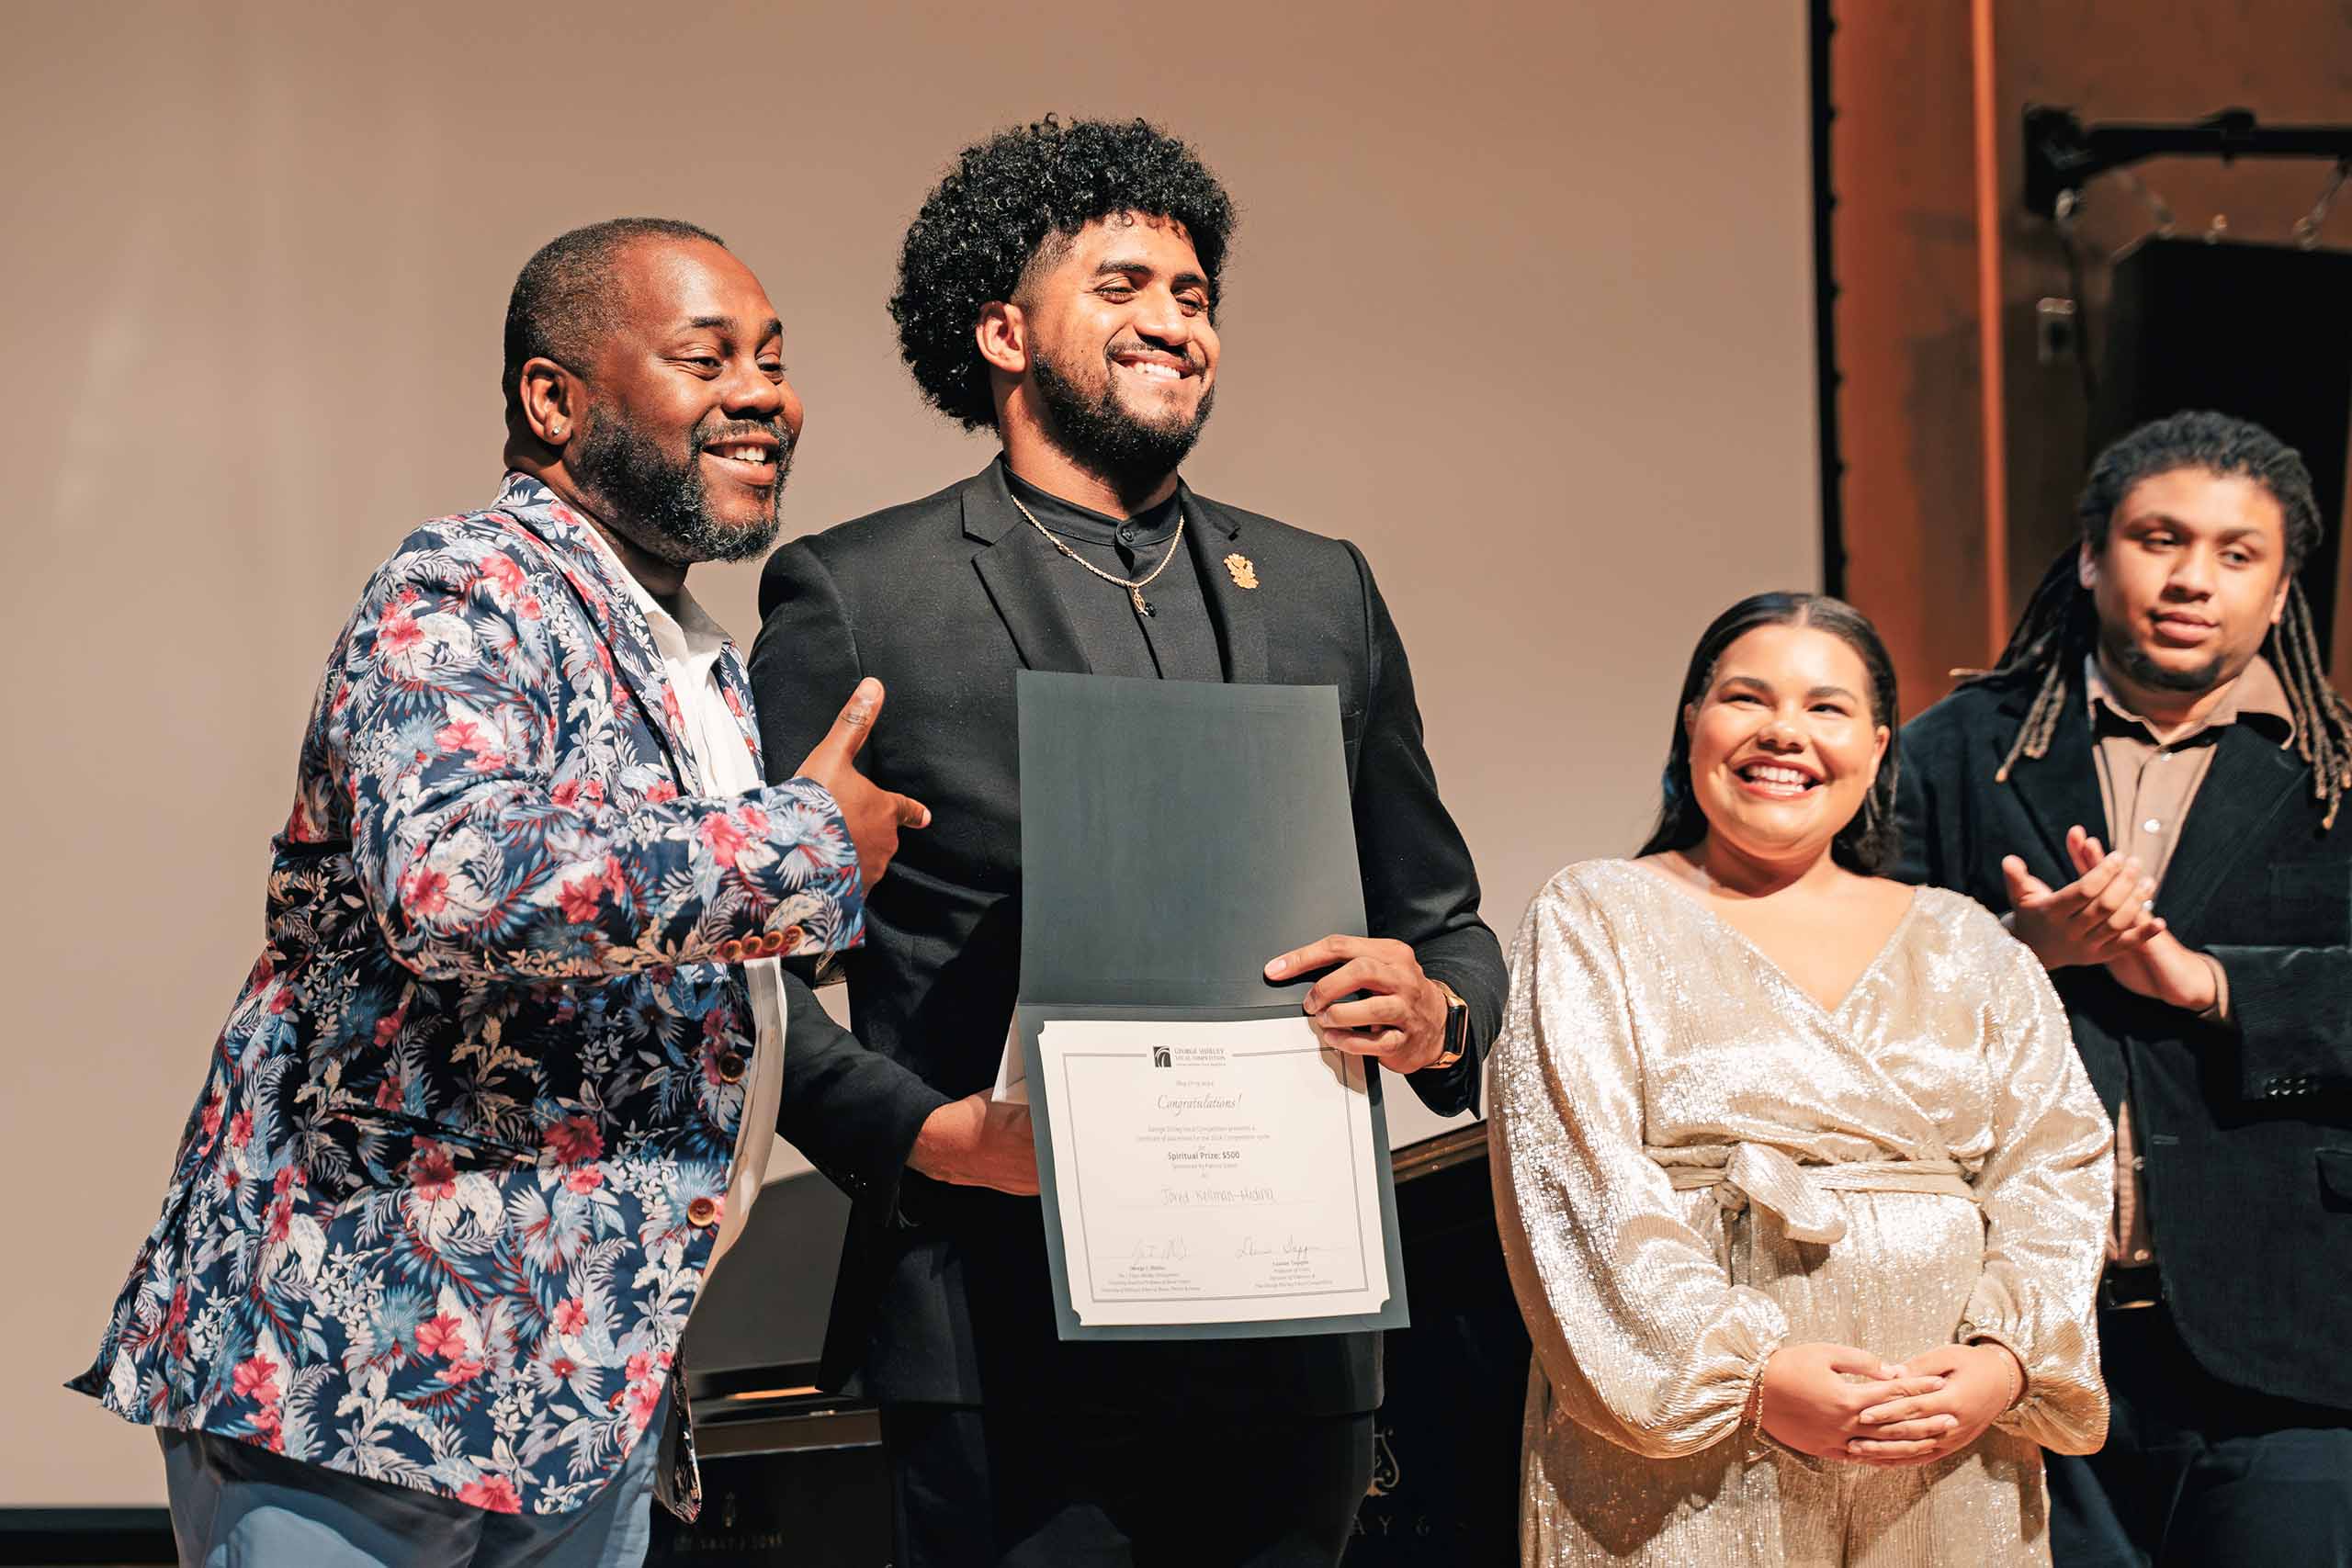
[1032,1014,1393,1327]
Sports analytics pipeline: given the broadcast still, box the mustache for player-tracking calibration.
[1102,340,1204,372]
[692,417,794,457]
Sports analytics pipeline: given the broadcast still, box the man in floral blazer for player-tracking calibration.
[71,219,923,1565]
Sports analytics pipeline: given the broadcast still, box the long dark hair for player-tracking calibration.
[1637,592,1903,874]
[1965,411,2351,829]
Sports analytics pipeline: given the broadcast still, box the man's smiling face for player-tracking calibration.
[1013,210,1219,486]
[566,237,803,565]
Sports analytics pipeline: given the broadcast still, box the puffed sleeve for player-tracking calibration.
[1489,869,1792,1460]
[1955,927,2114,1454]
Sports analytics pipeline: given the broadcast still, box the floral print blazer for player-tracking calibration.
[72,473,864,1516]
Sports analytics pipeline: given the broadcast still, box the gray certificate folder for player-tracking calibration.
[1015,670,1409,1341]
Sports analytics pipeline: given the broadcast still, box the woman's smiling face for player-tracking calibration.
[1684,622,1889,869]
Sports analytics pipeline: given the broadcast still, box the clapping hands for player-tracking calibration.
[2000,825,2165,970]
[2007,827,2219,1014]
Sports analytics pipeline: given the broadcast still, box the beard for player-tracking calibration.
[2098,619,2234,694]
[1029,344,1215,501]
[568,407,790,566]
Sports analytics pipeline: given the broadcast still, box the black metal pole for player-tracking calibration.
[1811,0,1848,597]
[2025,106,2352,219]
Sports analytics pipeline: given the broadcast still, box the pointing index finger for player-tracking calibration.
[1265,934,1362,980]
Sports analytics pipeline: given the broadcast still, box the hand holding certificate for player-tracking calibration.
[1014,671,1408,1341]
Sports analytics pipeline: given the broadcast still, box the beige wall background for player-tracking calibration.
[0,0,1817,1504]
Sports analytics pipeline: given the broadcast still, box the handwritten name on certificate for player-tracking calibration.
[1033,1015,1393,1326]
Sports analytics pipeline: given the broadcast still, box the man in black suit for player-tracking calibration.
[1894,412,2352,1565]
[750,118,1507,1567]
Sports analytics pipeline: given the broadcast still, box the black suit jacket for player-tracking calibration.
[750,460,1508,1414]
[1895,672,2352,1411]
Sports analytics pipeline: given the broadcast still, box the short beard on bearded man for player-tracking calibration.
[1029,341,1215,496]
[568,407,792,565]
[2098,617,2234,695]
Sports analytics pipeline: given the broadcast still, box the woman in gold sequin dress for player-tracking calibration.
[1491,593,2114,1566]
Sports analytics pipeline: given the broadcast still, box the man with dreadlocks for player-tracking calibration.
[746,118,1505,1565]
[1895,411,2352,1564]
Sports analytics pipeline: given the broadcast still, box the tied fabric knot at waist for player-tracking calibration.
[1651,1143,1976,1245]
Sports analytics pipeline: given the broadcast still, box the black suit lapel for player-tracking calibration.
[1182,486,1267,684]
[964,464,1090,675]
[2154,725,2306,933]
[1997,677,2110,879]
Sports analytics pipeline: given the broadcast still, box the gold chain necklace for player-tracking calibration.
[1008,491,1186,617]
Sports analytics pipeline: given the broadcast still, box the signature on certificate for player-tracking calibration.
[1235,1234,1331,1261]
[1158,1184,1276,1207]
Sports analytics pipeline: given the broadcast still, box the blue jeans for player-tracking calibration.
[157,1400,664,1568]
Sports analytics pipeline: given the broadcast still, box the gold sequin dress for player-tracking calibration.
[1490,861,2112,1566]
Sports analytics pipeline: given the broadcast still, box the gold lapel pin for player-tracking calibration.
[1223,552,1259,590]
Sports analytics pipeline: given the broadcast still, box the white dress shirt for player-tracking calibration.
[585,530,788,1268]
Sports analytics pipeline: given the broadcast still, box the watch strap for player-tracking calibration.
[1430,978,1470,1068]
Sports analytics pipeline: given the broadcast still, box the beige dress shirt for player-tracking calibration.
[2082,653,2295,1268]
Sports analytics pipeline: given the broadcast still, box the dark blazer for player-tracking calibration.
[1895,671,2352,1411]
[750,460,1508,1414]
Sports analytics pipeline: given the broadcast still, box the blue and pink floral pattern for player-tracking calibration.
[72,474,862,1515]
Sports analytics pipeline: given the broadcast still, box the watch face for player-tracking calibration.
[1442,996,1470,1059]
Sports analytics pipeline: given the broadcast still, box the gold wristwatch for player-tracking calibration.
[1430,979,1470,1069]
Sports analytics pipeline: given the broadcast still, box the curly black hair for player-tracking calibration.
[889,116,1237,431]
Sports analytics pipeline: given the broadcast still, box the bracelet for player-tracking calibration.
[1738,1358,1772,1455]
[1972,1339,2026,1409]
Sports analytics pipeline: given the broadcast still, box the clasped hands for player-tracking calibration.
[2003,825,2217,1013]
[1759,1339,2025,1467]
[911,935,1450,1196]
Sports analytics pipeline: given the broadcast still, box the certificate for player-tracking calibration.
[1033,1016,1390,1326]
[1015,671,1408,1342]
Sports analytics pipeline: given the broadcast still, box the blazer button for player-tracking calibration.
[777,926,803,956]
[718,1052,747,1083]
[686,1196,719,1228]
[717,938,746,964]
[758,930,787,956]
